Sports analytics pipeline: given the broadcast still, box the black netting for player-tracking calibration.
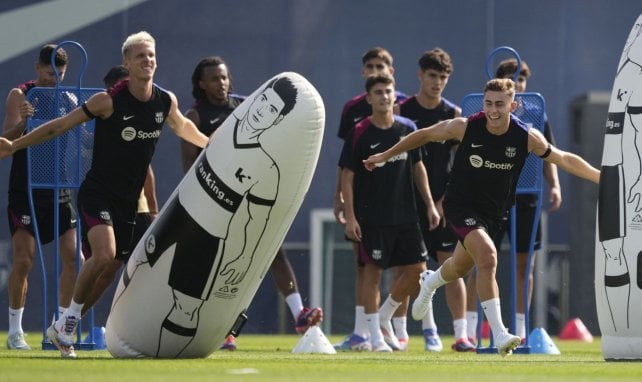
[461,92,545,193]
[26,87,101,189]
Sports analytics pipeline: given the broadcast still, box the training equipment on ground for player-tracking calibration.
[559,318,593,342]
[528,328,560,355]
[26,41,102,351]
[595,13,642,361]
[106,72,325,358]
[292,326,336,354]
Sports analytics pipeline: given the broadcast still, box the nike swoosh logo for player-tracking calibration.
[471,144,483,148]
[442,242,453,247]
[123,115,135,120]
[370,143,381,149]
[210,117,221,124]
[353,116,365,123]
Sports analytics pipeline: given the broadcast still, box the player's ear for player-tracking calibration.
[273,115,284,125]
[510,100,517,112]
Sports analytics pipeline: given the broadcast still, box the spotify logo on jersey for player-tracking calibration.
[121,126,137,141]
[469,155,483,168]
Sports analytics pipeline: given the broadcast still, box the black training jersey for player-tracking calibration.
[445,112,530,218]
[399,96,458,200]
[81,81,171,204]
[337,91,408,140]
[8,80,73,203]
[341,115,421,226]
[192,93,245,137]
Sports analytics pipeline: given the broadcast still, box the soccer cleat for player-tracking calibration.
[6,332,31,350]
[371,340,393,352]
[220,335,237,351]
[333,334,371,351]
[55,315,79,347]
[495,330,521,357]
[295,307,323,334]
[379,319,401,351]
[46,324,77,358]
[468,336,477,346]
[451,338,476,352]
[423,328,443,352]
[411,270,436,320]
[397,338,409,352]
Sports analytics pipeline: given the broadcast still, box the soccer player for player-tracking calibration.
[364,78,600,357]
[3,44,79,351]
[341,73,437,352]
[398,48,474,352]
[334,47,410,351]
[0,31,210,358]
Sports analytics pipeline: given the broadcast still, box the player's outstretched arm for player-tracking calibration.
[529,129,600,184]
[363,118,465,171]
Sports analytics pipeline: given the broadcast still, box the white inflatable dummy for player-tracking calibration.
[595,13,642,360]
[105,72,325,358]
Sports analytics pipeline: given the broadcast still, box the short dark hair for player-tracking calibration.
[365,73,395,93]
[362,47,393,67]
[191,56,233,101]
[418,47,453,74]
[103,65,128,88]
[39,44,68,67]
[264,76,297,117]
[495,58,530,79]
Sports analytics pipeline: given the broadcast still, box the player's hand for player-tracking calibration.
[20,101,34,120]
[345,218,361,242]
[363,153,386,171]
[0,138,14,158]
[426,203,440,231]
[548,185,562,212]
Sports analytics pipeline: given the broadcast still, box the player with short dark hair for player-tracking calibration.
[3,44,79,352]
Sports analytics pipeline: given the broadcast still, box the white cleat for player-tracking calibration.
[371,340,393,352]
[379,319,401,351]
[411,270,436,320]
[495,330,521,358]
[6,332,31,350]
[46,324,77,358]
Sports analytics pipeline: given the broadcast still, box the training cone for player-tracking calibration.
[559,318,593,342]
[528,327,561,355]
[292,326,337,354]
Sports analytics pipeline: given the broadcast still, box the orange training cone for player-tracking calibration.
[559,318,593,342]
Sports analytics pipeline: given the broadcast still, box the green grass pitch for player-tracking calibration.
[1,333,641,382]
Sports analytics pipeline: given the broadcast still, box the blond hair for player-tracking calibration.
[121,31,155,57]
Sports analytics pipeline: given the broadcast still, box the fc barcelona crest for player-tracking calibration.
[505,146,516,158]
[155,112,164,124]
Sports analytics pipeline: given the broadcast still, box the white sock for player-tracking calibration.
[354,306,368,338]
[285,293,304,320]
[378,295,401,322]
[8,307,24,336]
[58,306,67,318]
[421,302,437,331]
[453,318,467,340]
[466,311,478,339]
[392,316,408,340]
[365,313,383,344]
[481,298,507,337]
[57,300,83,330]
[515,313,526,339]
[428,268,448,289]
